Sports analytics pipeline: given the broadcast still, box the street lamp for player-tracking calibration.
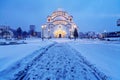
[41,26,44,41]
[41,25,46,41]
[103,30,107,38]
[48,29,50,39]
[73,24,77,28]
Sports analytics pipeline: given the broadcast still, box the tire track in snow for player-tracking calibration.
[68,43,108,80]
[13,43,57,80]
[14,43,108,80]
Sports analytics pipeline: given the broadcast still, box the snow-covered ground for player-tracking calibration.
[0,39,54,72]
[67,39,120,80]
[0,38,120,80]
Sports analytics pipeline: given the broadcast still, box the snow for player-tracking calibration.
[67,39,120,80]
[51,38,72,43]
[0,38,120,80]
[0,39,54,72]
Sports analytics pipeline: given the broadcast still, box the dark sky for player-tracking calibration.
[0,0,120,32]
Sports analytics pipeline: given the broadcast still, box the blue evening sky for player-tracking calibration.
[0,0,120,32]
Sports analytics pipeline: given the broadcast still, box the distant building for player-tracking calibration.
[30,25,35,31]
[36,32,41,38]
[29,25,36,37]
[0,25,14,39]
[41,9,78,38]
[79,32,85,39]
[102,31,120,38]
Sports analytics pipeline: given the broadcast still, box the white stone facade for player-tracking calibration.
[41,9,78,38]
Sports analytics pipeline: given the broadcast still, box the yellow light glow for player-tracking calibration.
[54,29,66,38]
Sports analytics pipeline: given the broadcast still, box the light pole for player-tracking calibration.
[41,25,47,41]
[41,26,44,41]
[103,30,107,38]
[48,29,50,39]
[41,25,45,41]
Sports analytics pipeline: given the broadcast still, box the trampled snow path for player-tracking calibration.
[1,42,108,80]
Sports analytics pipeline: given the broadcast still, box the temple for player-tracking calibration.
[41,9,78,38]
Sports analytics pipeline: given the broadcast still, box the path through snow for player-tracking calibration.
[13,43,107,80]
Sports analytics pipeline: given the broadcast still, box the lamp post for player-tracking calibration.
[41,26,44,41]
[48,29,50,39]
[42,25,47,41]
[41,25,46,41]
[103,30,107,38]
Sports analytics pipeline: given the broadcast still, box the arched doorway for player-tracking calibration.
[54,29,67,38]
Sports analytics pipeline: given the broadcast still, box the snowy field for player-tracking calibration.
[0,38,120,80]
[0,39,54,72]
[67,39,120,80]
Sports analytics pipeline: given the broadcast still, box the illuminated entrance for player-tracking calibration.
[54,29,67,38]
